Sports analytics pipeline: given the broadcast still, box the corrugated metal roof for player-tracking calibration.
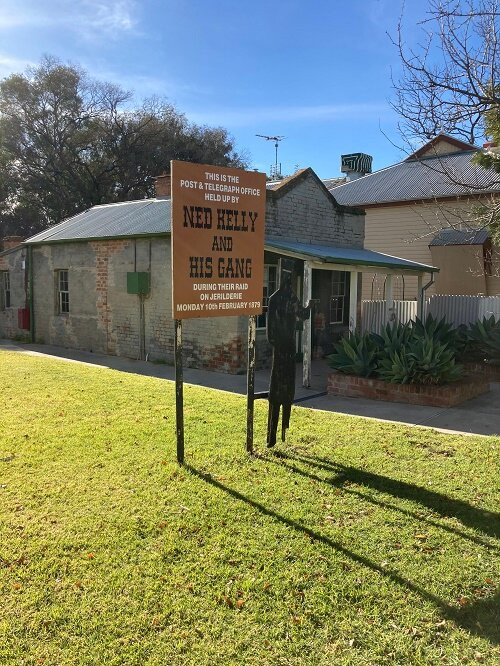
[331,151,500,207]
[429,228,489,246]
[25,199,171,244]
[265,239,437,272]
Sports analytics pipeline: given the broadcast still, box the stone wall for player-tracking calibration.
[29,238,248,373]
[266,171,364,248]
[0,246,29,341]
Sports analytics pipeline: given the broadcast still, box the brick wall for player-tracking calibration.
[327,372,489,407]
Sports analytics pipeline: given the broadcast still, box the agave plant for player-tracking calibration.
[467,316,500,365]
[453,324,477,362]
[412,313,458,348]
[372,321,412,355]
[378,336,462,385]
[328,333,380,377]
[377,347,415,384]
[408,337,463,385]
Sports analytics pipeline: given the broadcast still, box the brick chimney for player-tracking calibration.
[1,235,24,251]
[155,173,171,198]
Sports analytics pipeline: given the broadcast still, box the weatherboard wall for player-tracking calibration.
[361,200,500,300]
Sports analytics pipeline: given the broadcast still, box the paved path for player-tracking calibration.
[2,339,499,437]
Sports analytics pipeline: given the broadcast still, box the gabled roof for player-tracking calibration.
[407,133,477,160]
[25,199,171,244]
[265,167,362,214]
[331,150,500,207]
[429,228,489,247]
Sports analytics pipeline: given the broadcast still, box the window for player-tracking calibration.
[329,271,347,324]
[1,271,11,309]
[57,270,69,314]
[257,265,278,329]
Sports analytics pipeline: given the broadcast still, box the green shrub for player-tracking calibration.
[378,337,462,385]
[372,321,413,355]
[412,313,459,348]
[467,315,500,365]
[377,346,415,384]
[409,337,462,385]
[329,314,464,385]
[328,333,380,377]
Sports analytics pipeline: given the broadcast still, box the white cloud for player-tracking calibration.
[185,102,390,128]
[0,54,35,77]
[0,0,139,38]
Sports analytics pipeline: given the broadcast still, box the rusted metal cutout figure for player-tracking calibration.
[266,273,311,447]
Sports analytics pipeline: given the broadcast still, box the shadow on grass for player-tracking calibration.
[265,453,498,552]
[185,464,499,645]
[280,452,500,541]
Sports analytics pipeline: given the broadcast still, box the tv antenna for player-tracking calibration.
[256,134,285,177]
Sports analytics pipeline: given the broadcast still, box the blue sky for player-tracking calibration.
[0,0,426,178]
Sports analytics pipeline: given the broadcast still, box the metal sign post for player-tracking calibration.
[246,315,256,454]
[174,318,184,464]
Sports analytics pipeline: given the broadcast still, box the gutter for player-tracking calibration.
[420,272,435,317]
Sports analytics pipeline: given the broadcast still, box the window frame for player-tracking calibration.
[256,264,278,330]
[329,271,348,325]
[1,271,11,310]
[57,269,70,314]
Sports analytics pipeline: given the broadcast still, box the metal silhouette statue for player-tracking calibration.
[266,273,311,447]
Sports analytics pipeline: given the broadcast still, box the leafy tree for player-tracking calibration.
[391,0,500,238]
[0,56,247,237]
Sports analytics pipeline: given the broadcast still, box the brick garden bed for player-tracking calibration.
[327,372,489,407]
[462,362,500,382]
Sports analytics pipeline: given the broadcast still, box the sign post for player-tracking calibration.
[246,315,257,453]
[174,318,184,463]
[171,161,266,461]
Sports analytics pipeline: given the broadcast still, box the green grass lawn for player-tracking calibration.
[0,350,499,666]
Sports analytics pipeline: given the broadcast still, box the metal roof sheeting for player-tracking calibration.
[330,151,500,207]
[429,227,489,246]
[25,199,171,244]
[265,239,437,272]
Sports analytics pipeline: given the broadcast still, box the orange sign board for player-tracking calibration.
[171,160,267,319]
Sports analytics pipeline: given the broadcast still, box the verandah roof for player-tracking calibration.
[265,239,438,273]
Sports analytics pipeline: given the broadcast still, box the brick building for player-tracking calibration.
[0,167,434,380]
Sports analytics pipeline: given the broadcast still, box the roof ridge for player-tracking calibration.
[331,161,401,190]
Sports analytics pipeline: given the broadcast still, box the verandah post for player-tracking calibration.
[302,261,312,388]
[349,270,359,334]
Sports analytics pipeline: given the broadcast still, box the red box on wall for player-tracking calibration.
[18,307,30,330]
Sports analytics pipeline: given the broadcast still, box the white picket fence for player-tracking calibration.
[361,294,500,334]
